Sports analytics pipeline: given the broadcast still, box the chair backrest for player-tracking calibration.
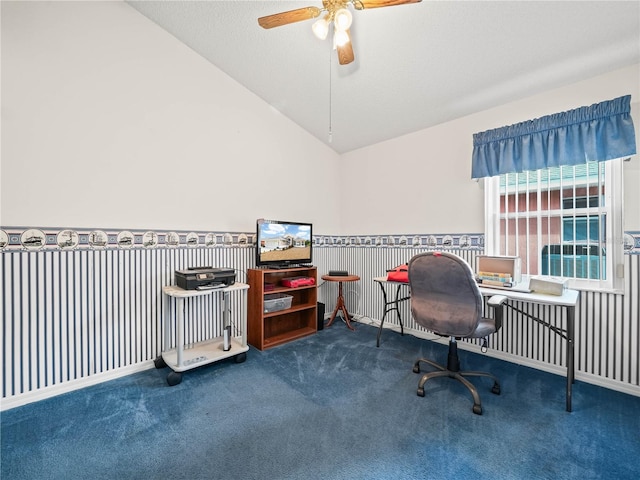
[408,251,483,337]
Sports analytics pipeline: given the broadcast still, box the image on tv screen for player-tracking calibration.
[259,222,311,263]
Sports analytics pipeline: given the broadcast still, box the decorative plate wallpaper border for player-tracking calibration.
[312,233,484,249]
[0,228,255,251]
[0,228,638,254]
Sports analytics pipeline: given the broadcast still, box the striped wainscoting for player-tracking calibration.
[2,229,639,409]
[315,245,640,396]
[1,243,254,409]
[315,244,485,335]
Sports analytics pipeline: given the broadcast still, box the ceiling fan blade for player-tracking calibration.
[354,0,422,9]
[258,6,322,29]
[337,30,355,65]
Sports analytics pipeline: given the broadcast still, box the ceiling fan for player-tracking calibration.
[258,0,422,65]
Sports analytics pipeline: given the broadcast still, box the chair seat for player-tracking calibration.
[470,317,497,338]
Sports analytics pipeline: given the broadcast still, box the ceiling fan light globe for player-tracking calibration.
[333,8,353,30]
[311,18,329,40]
[334,29,350,47]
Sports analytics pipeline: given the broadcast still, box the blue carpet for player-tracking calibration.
[2,323,639,479]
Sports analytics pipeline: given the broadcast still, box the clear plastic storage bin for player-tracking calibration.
[263,293,293,313]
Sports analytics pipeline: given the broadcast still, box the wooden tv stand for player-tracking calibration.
[247,266,317,350]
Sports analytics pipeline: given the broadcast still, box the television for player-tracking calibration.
[256,219,313,268]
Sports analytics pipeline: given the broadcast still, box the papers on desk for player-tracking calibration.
[478,276,572,295]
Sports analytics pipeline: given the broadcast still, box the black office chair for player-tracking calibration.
[408,251,507,415]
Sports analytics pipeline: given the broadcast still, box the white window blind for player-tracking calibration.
[484,159,624,292]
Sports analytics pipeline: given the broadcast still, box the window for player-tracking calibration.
[484,159,624,292]
[473,95,634,293]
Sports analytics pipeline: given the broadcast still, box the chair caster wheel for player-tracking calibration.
[417,387,425,397]
[234,352,247,363]
[167,371,182,386]
[473,404,483,415]
[491,382,501,395]
[413,364,420,374]
[154,356,167,369]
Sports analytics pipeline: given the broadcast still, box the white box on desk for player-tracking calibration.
[476,255,522,284]
[529,277,568,296]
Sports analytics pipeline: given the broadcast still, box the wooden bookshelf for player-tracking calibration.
[247,267,317,350]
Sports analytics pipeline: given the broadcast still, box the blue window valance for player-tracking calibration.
[471,95,637,179]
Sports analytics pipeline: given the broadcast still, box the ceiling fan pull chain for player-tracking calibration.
[329,41,333,143]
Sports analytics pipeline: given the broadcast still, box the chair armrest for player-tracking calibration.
[487,295,507,308]
[486,294,507,331]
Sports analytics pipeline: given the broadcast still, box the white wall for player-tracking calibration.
[1,2,638,238]
[1,2,639,408]
[340,64,640,235]
[0,1,342,234]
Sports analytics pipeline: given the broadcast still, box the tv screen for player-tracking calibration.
[256,219,312,268]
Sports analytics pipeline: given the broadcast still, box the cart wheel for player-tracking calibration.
[234,352,247,363]
[154,356,167,369]
[167,371,182,386]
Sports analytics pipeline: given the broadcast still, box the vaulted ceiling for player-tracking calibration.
[127,1,640,154]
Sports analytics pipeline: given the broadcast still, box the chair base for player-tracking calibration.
[413,339,500,415]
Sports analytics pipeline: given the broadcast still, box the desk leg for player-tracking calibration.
[394,284,405,338]
[163,294,171,354]
[177,298,184,368]
[223,291,230,331]
[222,291,229,350]
[326,282,355,331]
[376,282,390,347]
[376,283,406,348]
[240,290,247,347]
[566,305,575,412]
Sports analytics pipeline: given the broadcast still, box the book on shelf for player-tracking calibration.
[477,276,512,283]
[477,271,512,279]
[477,274,512,283]
[477,278,514,288]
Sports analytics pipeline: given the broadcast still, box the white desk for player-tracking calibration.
[156,283,250,386]
[372,276,580,412]
[478,284,580,412]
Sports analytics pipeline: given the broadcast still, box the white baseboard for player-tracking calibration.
[0,361,157,411]
[359,320,640,398]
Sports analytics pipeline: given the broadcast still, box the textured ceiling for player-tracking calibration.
[127,0,640,154]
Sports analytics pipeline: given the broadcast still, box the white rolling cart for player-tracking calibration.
[154,282,250,386]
